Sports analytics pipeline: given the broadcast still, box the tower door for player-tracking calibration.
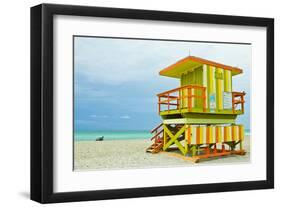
[180,66,203,110]
[208,66,217,112]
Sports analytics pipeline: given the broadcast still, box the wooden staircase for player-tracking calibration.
[146,123,164,153]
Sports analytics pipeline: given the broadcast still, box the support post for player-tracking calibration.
[192,145,197,157]
[240,140,243,150]
[163,124,166,150]
[203,87,206,112]
[179,89,182,111]
[222,144,225,153]
[167,94,170,112]
[213,144,217,153]
[188,87,192,112]
[232,93,235,113]
[197,145,200,155]
[241,93,245,113]
[185,125,189,154]
[158,96,161,114]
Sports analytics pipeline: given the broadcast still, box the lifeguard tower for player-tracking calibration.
[146,56,246,162]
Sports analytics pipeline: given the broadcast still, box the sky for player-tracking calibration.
[74,36,251,131]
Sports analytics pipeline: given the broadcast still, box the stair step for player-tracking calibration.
[148,122,165,153]
[146,142,163,153]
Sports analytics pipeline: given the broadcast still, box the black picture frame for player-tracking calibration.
[30,3,274,203]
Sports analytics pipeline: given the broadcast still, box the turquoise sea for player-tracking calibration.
[74,130,151,141]
[74,129,250,141]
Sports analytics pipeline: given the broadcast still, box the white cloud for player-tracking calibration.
[120,115,131,119]
[90,115,108,118]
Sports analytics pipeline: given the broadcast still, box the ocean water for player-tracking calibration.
[75,128,250,141]
[75,130,151,141]
[245,129,250,136]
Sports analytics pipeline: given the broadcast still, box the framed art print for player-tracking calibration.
[31,3,274,203]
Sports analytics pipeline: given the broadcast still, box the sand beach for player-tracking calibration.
[74,135,250,171]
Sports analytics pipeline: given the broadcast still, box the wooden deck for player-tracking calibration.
[157,84,245,116]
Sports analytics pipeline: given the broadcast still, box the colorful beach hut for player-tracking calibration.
[146,56,246,162]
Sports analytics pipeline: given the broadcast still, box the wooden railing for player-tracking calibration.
[150,123,163,146]
[232,91,246,113]
[157,85,207,113]
[150,123,163,133]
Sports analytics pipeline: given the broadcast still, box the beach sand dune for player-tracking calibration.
[74,136,250,171]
